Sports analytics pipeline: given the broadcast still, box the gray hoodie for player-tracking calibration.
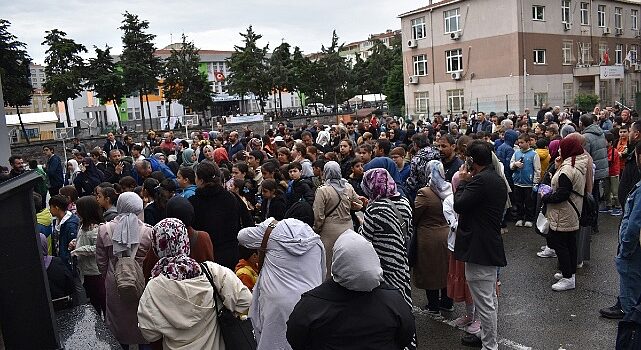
[582,123,609,180]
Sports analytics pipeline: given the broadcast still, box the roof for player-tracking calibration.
[5,112,59,126]
[398,0,462,18]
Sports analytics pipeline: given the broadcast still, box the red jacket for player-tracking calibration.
[608,146,621,176]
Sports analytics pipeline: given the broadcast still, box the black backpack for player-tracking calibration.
[568,190,598,227]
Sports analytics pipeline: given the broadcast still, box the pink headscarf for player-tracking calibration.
[361,168,400,201]
[549,139,561,159]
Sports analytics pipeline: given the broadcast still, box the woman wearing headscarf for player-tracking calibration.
[181,148,197,169]
[316,130,331,153]
[313,161,363,276]
[363,157,407,197]
[96,192,153,348]
[39,233,74,309]
[73,157,105,197]
[237,217,325,350]
[64,159,80,186]
[359,168,415,350]
[541,135,589,292]
[413,160,454,315]
[213,147,232,171]
[138,218,252,350]
[287,230,415,350]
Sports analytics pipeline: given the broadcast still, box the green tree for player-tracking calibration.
[290,46,319,113]
[86,45,125,130]
[317,31,350,111]
[384,64,404,116]
[226,26,269,113]
[349,53,370,108]
[0,19,33,143]
[364,40,395,107]
[269,42,293,117]
[575,93,600,112]
[120,12,162,131]
[42,29,86,128]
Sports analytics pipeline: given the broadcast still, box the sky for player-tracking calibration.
[2,0,430,64]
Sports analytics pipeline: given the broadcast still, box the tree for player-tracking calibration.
[290,46,319,114]
[269,42,293,117]
[86,45,125,130]
[384,64,404,117]
[349,53,370,108]
[0,19,33,143]
[42,29,86,128]
[575,93,600,112]
[226,26,269,113]
[317,31,350,111]
[120,12,162,132]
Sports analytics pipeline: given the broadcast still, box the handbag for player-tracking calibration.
[200,262,257,350]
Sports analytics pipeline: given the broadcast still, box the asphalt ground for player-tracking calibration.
[413,213,621,350]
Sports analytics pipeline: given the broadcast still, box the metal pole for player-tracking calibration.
[0,75,10,168]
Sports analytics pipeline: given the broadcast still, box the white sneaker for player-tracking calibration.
[515,220,524,227]
[554,272,563,280]
[537,247,557,258]
[577,261,584,268]
[552,276,576,291]
[541,245,548,251]
[524,221,533,227]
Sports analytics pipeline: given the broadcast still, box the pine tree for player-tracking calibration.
[269,42,293,117]
[0,19,33,143]
[86,45,125,130]
[290,46,319,113]
[226,26,269,113]
[317,31,350,111]
[42,29,86,128]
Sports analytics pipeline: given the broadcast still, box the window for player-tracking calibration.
[598,5,606,27]
[534,93,548,108]
[447,89,464,113]
[25,128,40,139]
[631,45,639,64]
[532,5,545,21]
[633,9,639,30]
[580,2,589,25]
[579,42,592,64]
[415,92,429,113]
[562,1,571,23]
[615,7,622,29]
[444,8,460,33]
[599,42,609,64]
[446,49,463,72]
[533,49,546,64]
[562,41,573,65]
[616,44,624,65]
[563,83,574,106]
[411,17,426,40]
[413,55,428,76]
[156,105,162,117]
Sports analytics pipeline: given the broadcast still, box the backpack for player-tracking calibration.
[568,190,598,228]
[105,223,144,303]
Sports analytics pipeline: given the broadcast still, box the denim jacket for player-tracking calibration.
[619,180,641,259]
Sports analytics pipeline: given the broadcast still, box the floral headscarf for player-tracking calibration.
[151,218,201,281]
[361,168,400,201]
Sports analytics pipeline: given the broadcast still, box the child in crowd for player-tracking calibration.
[96,186,119,222]
[236,246,259,292]
[259,179,287,221]
[390,147,410,184]
[59,185,78,215]
[535,138,551,179]
[118,176,137,192]
[286,161,315,208]
[348,159,365,197]
[49,194,80,269]
[604,133,622,216]
[311,160,326,189]
[510,134,541,227]
[176,167,197,199]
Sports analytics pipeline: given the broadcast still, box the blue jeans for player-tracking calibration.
[616,248,641,314]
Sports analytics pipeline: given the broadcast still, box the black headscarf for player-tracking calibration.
[284,201,314,227]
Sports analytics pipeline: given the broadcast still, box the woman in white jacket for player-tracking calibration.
[137,218,252,350]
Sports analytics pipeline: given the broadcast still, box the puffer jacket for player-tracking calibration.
[583,124,609,180]
[545,153,588,232]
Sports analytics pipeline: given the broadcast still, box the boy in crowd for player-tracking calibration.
[604,133,622,216]
[286,161,315,208]
[177,167,197,199]
[236,246,259,291]
[390,147,410,184]
[49,194,80,269]
[510,134,541,227]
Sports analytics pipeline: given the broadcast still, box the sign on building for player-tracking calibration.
[600,66,625,80]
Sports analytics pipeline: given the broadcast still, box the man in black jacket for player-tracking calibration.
[454,140,508,349]
[103,149,132,184]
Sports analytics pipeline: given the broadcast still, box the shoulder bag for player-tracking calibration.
[200,262,257,350]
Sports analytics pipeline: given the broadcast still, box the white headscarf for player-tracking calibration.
[67,159,80,173]
[427,160,452,200]
[323,161,347,193]
[316,130,331,147]
[112,192,144,255]
[332,229,383,292]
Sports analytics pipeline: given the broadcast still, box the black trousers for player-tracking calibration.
[513,185,535,222]
[593,178,602,230]
[548,229,578,278]
[426,288,452,311]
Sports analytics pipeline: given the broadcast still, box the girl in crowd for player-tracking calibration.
[213,147,232,171]
[181,148,196,168]
[143,178,176,226]
[65,159,80,186]
[277,147,293,166]
[201,145,216,165]
[96,186,119,222]
[259,179,287,221]
[338,140,356,178]
[70,196,106,317]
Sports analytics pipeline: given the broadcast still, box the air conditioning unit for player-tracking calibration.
[407,39,418,48]
[450,31,462,40]
[409,75,419,84]
[616,28,624,36]
[563,22,571,31]
[603,27,611,35]
[451,72,462,80]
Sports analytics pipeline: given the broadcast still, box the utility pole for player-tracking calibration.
[0,75,11,168]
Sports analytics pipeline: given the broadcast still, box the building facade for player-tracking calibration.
[340,29,402,65]
[399,0,641,118]
[4,64,57,116]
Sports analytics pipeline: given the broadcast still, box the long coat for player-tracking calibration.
[412,187,449,290]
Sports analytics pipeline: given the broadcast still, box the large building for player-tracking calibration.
[4,64,57,116]
[399,0,641,118]
[340,29,402,65]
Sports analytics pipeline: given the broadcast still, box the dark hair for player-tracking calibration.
[178,167,195,184]
[517,133,531,142]
[59,185,78,202]
[143,178,160,199]
[635,140,641,155]
[49,194,69,210]
[580,114,594,127]
[351,158,363,167]
[150,171,166,183]
[132,144,143,152]
[288,161,302,171]
[301,130,313,139]
[249,150,264,164]
[90,149,101,158]
[261,178,283,194]
[234,162,250,177]
[76,196,104,230]
[293,143,307,157]
[376,139,392,155]
[411,132,429,148]
[465,140,493,166]
[98,186,119,205]
[28,159,38,169]
[536,138,550,149]
[606,133,616,143]
[232,178,245,191]
[157,179,177,213]
[312,159,326,169]
[43,145,54,151]
[439,134,456,145]
[238,246,258,261]
[8,155,22,165]
[33,192,43,212]
[195,162,222,187]
[119,176,137,190]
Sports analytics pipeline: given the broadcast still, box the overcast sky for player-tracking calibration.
[3,0,430,64]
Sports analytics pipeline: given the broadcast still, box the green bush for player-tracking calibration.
[575,93,600,112]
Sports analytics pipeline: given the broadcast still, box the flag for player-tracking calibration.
[603,50,610,65]
[625,50,633,63]
[214,71,225,81]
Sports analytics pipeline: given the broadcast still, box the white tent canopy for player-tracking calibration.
[348,94,387,103]
[5,112,58,126]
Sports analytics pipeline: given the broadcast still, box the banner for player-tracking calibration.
[225,114,265,124]
[600,65,625,80]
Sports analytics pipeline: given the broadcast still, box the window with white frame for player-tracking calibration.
[598,5,606,27]
[413,55,428,76]
[599,42,609,64]
[563,83,574,106]
[616,44,624,64]
[631,45,638,64]
[562,1,571,23]
[415,92,429,113]
[579,42,592,64]
[615,7,623,29]
[580,2,589,25]
[562,41,573,65]
[446,49,463,73]
[411,17,426,40]
[532,5,545,21]
[447,89,464,113]
[444,8,460,33]
[633,9,638,30]
[533,49,546,64]
[534,93,548,108]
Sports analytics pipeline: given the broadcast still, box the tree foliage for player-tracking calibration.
[0,19,33,142]
[226,26,269,113]
[290,46,319,109]
[86,45,125,129]
[316,31,350,106]
[269,42,293,115]
[42,28,86,127]
[575,93,600,112]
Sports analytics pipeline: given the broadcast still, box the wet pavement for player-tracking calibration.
[413,213,621,350]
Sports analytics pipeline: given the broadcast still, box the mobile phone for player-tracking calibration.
[519,157,524,163]
[465,157,474,172]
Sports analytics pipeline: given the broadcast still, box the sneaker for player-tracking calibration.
[552,276,576,291]
[600,304,625,319]
[537,247,557,258]
[554,272,563,280]
[577,261,584,268]
[515,220,524,227]
[501,227,509,234]
[461,333,482,348]
[599,207,611,213]
[440,304,454,312]
[466,320,481,334]
[454,315,474,329]
[425,308,441,318]
[524,221,533,228]
[611,208,623,216]
[541,245,548,250]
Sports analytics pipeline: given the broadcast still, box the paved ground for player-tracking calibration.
[413,213,621,350]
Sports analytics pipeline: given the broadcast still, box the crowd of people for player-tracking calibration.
[3,103,641,349]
